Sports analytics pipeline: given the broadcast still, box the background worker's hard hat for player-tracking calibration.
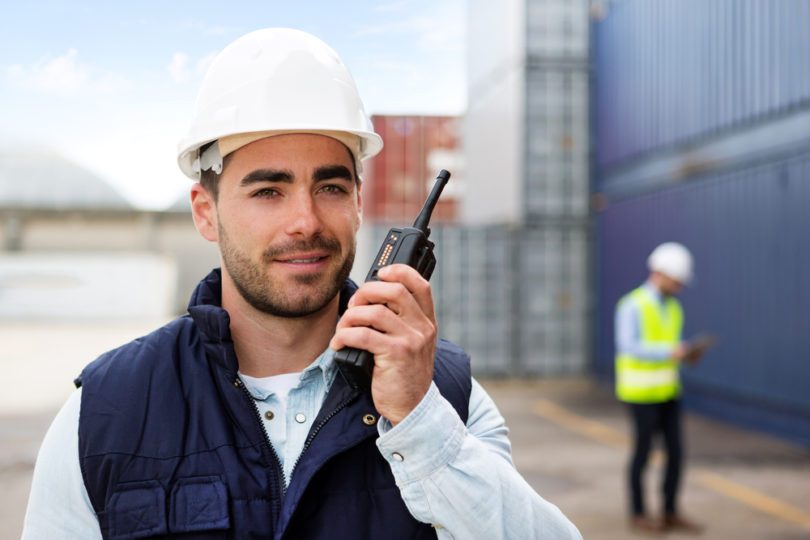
[176,27,383,180]
[647,242,694,284]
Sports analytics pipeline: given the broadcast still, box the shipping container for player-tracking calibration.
[364,115,461,224]
[525,68,590,220]
[593,143,810,448]
[382,0,595,376]
[592,0,810,447]
[593,0,810,171]
[464,0,591,225]
[524,0,591,221]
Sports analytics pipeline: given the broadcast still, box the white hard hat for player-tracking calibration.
[647,242,694,284]
[177,28,383,180]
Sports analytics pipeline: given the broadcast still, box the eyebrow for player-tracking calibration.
[313,165,354,183]
[239,165,355,188]
[240,169,293,187]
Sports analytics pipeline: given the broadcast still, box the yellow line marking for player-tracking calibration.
[533,399,627,451]
[693,470,810,530]
[532,398,810,531]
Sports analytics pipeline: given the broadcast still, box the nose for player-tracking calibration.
[283,190,324,238]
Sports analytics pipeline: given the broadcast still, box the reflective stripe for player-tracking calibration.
[616,363,678,388]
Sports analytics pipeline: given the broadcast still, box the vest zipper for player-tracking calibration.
[234,377,289,497]
[289,393,358,481]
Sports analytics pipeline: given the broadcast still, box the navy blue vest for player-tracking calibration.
[76,269,472,540]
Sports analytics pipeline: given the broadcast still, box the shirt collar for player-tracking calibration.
[239,347,338,401]
[642,280,665,303]
[304,346,339,388]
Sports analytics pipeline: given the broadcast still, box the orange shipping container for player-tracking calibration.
[363,115,460,224]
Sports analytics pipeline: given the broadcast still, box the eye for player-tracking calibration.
[253,187,281,198]
[318,184,349,195]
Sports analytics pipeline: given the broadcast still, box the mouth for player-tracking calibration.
[263,238,342,275]
[282,256,326,263]
[274,252,331,271]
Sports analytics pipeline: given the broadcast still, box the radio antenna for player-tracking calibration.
[412,169,451,233]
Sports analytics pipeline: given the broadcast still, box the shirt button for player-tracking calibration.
[295,413,307,424]
[264,411,274,421]
[392,452,404,462]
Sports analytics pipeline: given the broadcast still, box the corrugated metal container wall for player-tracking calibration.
[364,116,459,224]
[518,0,591,376]
[594,0,810,171]
[517,225,590,375]
[594,151,810,446]
[593,0,810,446]
[525,69,591,219]
[525,0,591,220]
[433,226,515,375]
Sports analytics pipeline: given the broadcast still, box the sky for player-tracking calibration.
[1,0,466,209]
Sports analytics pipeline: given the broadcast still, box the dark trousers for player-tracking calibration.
[627,399,682,516]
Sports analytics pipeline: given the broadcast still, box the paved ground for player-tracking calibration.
[3,321,810,539]
[483,378,810,540]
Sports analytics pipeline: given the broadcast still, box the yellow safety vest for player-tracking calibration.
[615,286,683,403]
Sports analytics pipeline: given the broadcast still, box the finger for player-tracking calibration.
[335,303,401,334]
[348,280,424,321]
[330,325,384,353]
[332,321,432,361]
[337,299,435,348]
[376,264,435,320]
[331,314,425,354]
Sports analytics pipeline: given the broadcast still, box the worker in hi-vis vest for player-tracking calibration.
[614,242,709,535]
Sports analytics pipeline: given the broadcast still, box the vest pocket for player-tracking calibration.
[103,476,231,539]
[169,475,230,533]
[105,479,168,539]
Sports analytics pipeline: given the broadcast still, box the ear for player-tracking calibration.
[356,178,364,225]
[190,183,218,242]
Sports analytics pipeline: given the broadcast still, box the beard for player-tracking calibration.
[219,224,354,318]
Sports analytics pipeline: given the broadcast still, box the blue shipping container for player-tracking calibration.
[594,151,810,447]
[593,0,810,171]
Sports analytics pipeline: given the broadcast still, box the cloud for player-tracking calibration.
[354,7,464,53]
[196,52,218,76]
[373,1,409,12]
[365,60,424,88]
[7,49,89,95]
[6,49,127,96]
[167,51,217,84]
[351,1,466,115]
[168,52,190,83]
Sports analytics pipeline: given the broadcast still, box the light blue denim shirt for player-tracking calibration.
[238,347,338,486]
[23,348,581,540]
[615,281,679,361]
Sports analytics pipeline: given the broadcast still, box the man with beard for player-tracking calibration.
[23,28,581,539]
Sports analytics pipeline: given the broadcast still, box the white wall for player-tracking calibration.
[462,0,526,225]
[0,252,177,319]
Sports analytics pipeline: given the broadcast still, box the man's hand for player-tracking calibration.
[330,264,436,425]
[670,342,705,365]
[669,343,691,361]
[670,334,715,365]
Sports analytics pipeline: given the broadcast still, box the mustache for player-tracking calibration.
[262,236,342,260]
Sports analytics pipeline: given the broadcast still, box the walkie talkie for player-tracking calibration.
[335,169,451,392]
